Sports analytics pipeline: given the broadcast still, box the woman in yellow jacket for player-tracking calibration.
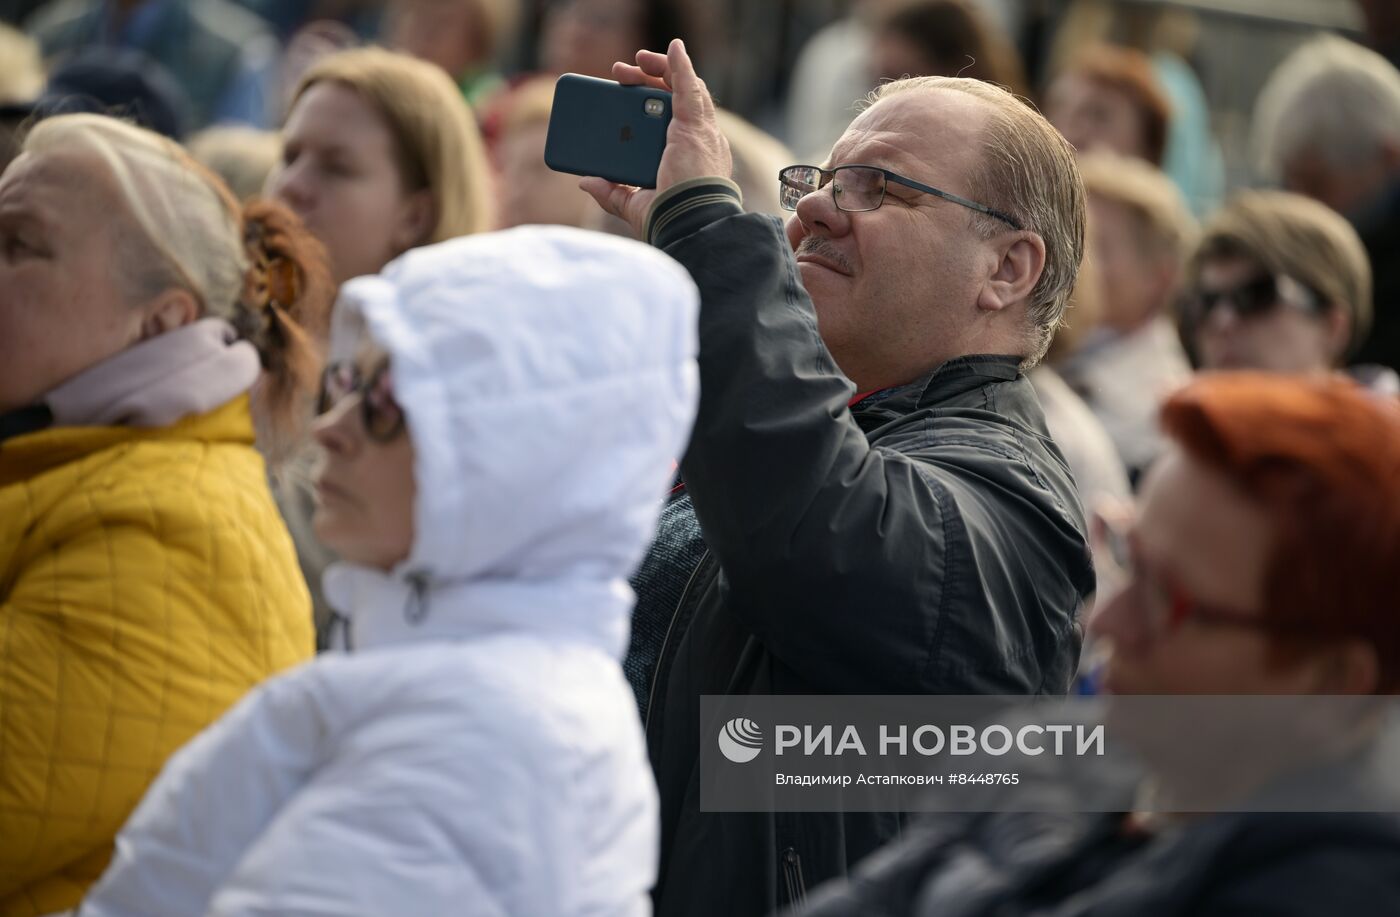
[0,114,327,916]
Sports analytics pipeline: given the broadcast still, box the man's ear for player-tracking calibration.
[978,232,1047,314]
[391,188,436,254]
[140,288,200,340]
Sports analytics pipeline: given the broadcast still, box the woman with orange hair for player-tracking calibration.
[801,371,1400,916]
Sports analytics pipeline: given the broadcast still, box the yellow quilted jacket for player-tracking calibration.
[0,395,314,916]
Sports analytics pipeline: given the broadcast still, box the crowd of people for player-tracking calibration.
[0,0,1398,915]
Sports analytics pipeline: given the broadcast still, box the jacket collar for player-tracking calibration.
[0,396,256,487]
[851,354,1023,424]
[322,562,634,659]
[0,405,53,444]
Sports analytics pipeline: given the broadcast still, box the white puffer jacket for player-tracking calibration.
[79,226,701,917]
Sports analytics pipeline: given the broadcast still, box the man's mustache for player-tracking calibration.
[794,237,854,275]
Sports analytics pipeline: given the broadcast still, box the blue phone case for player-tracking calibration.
[544,74,672,189]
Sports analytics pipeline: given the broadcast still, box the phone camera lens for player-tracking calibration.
[644,98,665,117]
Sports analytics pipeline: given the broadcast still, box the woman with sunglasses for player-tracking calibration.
[1183,189,1397,392]
[80,225,700,917]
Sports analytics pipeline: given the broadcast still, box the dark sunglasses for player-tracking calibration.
[1186,273,1323,321]
[317,360,406,442]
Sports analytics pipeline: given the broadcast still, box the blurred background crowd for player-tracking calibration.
[3,1,1395,497]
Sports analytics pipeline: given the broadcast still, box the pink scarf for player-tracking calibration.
[46,318,261,428]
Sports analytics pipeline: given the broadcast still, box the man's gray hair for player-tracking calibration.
[867,77,1086,368]
[1253,35,1400,179]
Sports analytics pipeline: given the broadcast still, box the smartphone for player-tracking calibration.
[544,74,672,189]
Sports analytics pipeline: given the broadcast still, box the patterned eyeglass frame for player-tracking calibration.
[317,360,406,443]
[1101,515,1326,641]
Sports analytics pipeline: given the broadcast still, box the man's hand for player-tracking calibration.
[580,39,733,239]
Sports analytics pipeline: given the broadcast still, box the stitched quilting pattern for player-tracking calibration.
[0,397,314,916]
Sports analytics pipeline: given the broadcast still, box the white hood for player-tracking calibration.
[323,225,700,659]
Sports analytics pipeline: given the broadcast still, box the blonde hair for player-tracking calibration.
[1078,151,1196,265]
[293,47,494,244]
[187,126,282,203]
[868,77,1086,367]
[0,24,42,104]
[24,114,334,453]
[1190,190,1373,356]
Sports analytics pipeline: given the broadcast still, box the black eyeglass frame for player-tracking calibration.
[317,359,406,443]
[779,163,1023,230]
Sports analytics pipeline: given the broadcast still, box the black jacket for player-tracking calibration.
[792,808,1400,917]
[792,720,1400,917]
[635,181,1095,917]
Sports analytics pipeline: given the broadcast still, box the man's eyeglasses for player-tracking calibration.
[778,164,1022,230]
[1186,273,1324,322]
[318,360,406,442]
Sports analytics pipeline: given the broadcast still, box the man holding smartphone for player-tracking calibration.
[582,39,1094,917]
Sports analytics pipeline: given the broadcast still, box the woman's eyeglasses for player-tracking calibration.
[1100,514,1323,643]
[317,360,406,442]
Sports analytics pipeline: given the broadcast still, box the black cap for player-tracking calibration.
[0,46,192,139]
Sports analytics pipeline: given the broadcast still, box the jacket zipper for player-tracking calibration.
[644,547,710,734]
[782,847,807,907]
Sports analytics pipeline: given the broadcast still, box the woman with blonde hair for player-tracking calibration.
[0,113,327,915]
[269,46,494,287]
[267,48,495,640]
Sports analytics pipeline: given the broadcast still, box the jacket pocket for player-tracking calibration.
[781,847,807,908]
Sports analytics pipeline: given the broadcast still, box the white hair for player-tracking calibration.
[23,114,333,460]
[24,113,246,314]
[1253,35,1400,179]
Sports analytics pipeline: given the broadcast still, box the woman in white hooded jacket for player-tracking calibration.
[77,225,701,917]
